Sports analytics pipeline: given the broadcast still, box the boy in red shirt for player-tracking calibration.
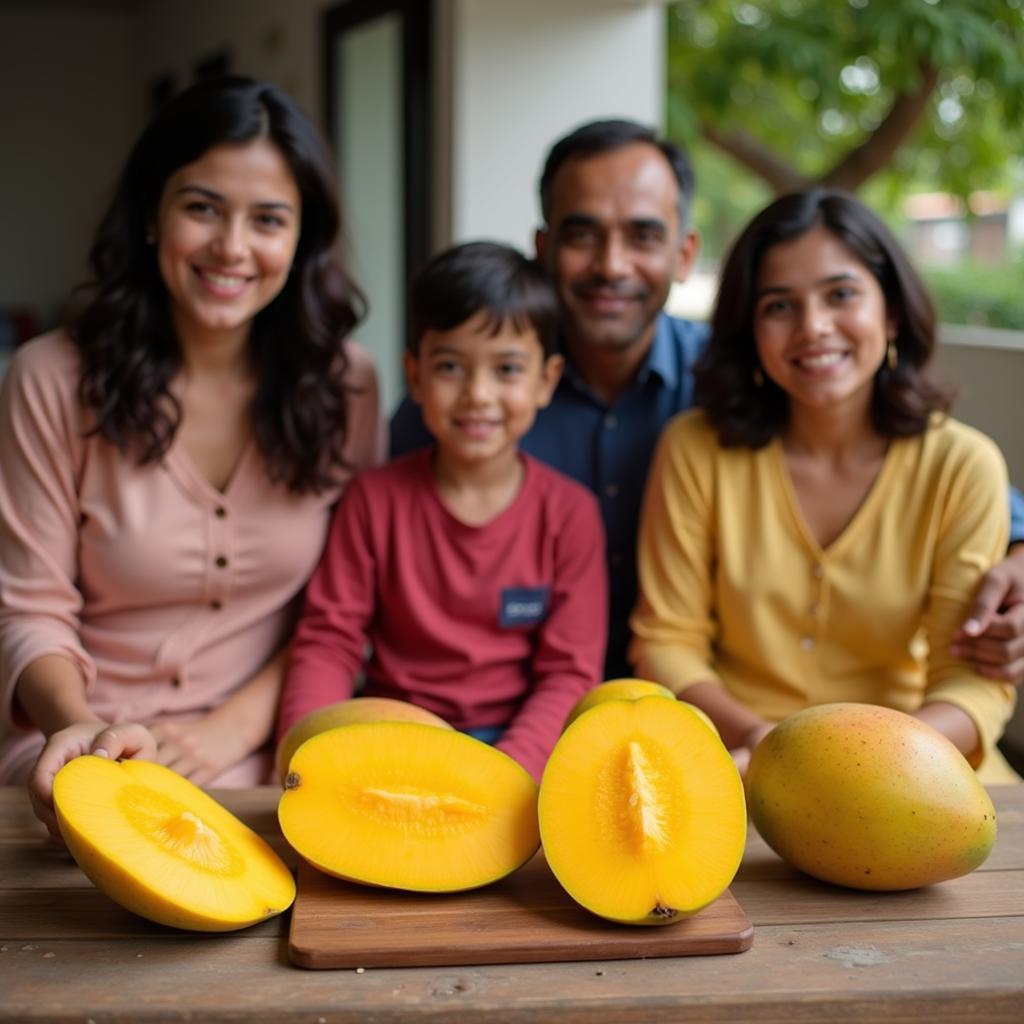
[278,242,607,780]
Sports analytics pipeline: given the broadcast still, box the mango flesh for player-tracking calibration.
[539,696,746,925]
[275,696,452,784]
[54,756,295,931]
[278,721,540,892]
[746,702,997,891]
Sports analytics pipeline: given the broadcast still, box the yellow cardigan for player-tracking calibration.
[630,410,1018,784]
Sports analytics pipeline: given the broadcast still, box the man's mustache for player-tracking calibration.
[571,279,648,301]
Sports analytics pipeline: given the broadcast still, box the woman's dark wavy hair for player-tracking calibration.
[68,75,366,493]
[694,188,951,448]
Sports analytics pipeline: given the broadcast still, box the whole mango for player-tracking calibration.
[563,678,674,729]
[746,702,997,891]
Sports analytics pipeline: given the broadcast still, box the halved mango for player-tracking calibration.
[275,696,452,784]
[54,756,295,931]
[539,696,746,925]
[278,721,540,892]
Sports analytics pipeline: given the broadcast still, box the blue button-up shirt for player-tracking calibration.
[390,312,710,680]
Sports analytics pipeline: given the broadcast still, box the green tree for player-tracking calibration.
[667,0,1024,199]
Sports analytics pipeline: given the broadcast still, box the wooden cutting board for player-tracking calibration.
[288,853,753,969]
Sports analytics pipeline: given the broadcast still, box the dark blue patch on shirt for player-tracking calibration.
[499,586,551,628]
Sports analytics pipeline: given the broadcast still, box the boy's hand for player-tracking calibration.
[952,547,1024,684]
[28,722,157,842]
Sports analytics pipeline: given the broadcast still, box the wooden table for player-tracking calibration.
[2,784,1022,1023]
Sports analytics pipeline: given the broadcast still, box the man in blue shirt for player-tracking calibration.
[392,119,1024,685]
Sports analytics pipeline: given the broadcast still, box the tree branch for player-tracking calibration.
[700,123,809,194]
[700,62,941,196]
[820,63,940,191]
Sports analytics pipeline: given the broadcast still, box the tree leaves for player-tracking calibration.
[667,0,1024,196]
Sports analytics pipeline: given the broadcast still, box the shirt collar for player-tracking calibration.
[559,312,677,397]
[640,313,679,389]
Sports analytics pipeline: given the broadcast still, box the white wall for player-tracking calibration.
[933,328,1024,488]
[447,0,666,251]
[0,4,138,327]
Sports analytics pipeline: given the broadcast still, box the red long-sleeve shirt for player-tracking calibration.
[280,449,607,780]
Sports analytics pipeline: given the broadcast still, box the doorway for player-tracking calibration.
[323,0,432,416]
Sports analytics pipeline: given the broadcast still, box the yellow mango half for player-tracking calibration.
[54,756,295,931]
[275,696,452,784]
[539,696,746,925]
[278,722,540,892]
[746,702,997,890]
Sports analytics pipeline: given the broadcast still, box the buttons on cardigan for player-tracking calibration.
[210,600,223,611]
[811,564,824,579]
[800,635,815,651]
[215,506,227,518]
[170,676,182,689]
[215,556,228,568]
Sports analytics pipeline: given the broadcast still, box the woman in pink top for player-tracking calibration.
[0,77,382,836]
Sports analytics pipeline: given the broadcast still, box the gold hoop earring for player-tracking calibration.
[886,340,898,371]
[752,366,764,388]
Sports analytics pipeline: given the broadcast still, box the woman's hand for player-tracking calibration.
[28,721,158,842]
[149,716,248,787]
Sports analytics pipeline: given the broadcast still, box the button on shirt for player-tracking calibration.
[0,332,384,784]
[390,313,710,679]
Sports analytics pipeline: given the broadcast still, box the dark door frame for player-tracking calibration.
[322,0,432,309]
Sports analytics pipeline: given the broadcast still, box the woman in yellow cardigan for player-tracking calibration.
[630,189,1018,783]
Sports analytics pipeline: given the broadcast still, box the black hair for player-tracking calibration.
[408,241,559,357]
[695,188,951,447]
[68,75,366,493]
[539,119,695,227]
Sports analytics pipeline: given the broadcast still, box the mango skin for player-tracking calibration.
[565,679,718,738]
[275,697,451,784]
[746,703,997,891]
[564,679,674,729]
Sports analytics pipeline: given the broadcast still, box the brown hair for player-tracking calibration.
[695,188,951,447]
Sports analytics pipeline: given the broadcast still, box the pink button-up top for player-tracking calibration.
[0,331,382,783]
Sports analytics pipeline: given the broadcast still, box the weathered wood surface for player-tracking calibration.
[1,785,1022,1023]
